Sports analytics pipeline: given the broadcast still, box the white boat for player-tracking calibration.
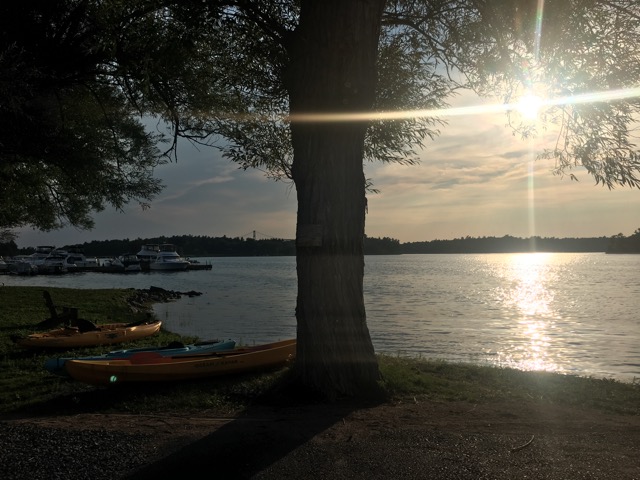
[149,244,190,271]
[59,246,99,270]
[39,250,68,274]
[26,245,56,266]
[22,246,98,273]
[4,256,38,275]
[99,254,141,272]
[100,257,124,271]
[119,253,142,272]
[136,244,160,268]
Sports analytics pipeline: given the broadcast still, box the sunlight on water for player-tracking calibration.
[502,253,555,317]
[493,253,560,374]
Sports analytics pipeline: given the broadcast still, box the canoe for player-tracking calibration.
[15,320,162,349]
[45,339,237,376]
[64,338,296,386]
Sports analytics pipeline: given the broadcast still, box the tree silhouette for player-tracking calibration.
[3,0,640,398]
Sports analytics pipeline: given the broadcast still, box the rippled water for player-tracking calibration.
[365,253,640,383]
[5,253,639,383]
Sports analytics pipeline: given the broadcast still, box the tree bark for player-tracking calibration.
[286,0,385,398]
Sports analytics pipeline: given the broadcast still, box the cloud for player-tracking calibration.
[14,93,640,247]
[363,100,640,242]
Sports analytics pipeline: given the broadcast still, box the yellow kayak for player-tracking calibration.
[15,320,162,349]
[64,338,296,386]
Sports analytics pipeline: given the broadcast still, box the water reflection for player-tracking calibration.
[505,253,555,317]
[494,253,560,373]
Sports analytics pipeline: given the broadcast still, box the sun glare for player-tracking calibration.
[285,86,640,123]
[516,93,543,120]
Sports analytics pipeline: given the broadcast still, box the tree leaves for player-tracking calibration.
[3,0,640,232]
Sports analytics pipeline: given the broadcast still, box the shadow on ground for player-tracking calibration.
[126,400,365,479]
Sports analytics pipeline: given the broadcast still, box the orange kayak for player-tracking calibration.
[64,338,296,386]
[15,320,162,349]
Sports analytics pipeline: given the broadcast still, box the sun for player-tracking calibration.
[516,93,544,120]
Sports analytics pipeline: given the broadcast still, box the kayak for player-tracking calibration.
[14,320,162,349]
[64,338,296,386]
[45,339,237,376]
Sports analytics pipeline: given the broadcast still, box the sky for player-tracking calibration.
[16,92,640,248]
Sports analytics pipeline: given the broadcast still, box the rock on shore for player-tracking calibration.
[126,286,202,312]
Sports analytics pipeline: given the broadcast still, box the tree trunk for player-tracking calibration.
[286,0,385,398]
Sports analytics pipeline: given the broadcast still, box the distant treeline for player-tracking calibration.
[72,235,398,256]
[3,231,639,257]
[70,235,296,257]
[3,235,398,257]
[402,235,611,254]
[606,229,640,253]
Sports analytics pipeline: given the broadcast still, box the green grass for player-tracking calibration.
[0,286,206,414]
[378,354,640,416]
[1,286,639,418]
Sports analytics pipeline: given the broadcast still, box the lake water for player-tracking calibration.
[4,253,639,383]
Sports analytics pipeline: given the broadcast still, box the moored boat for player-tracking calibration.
[14,320,162,349]
[45,339,237,376]
[64,338,296,385]
[58,246,100,270]
[149,244,190,271]
[26,245,56,266]
[99,257,126,272]
[38,250,69,274]
[185,258,213,271]
[100,253,142,272]
[136,244,160,269]
[119,253,142,272]
[5,257,38,275]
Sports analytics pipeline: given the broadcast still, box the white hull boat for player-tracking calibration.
[149,244,189,271]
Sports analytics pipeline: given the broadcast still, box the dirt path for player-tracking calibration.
[4,398,639,479]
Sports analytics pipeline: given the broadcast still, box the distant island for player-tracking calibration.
[3,229,640,257]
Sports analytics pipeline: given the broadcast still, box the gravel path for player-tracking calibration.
[0,423,155,480]
[2,399,639,480]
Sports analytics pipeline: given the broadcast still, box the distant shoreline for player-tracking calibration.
[5,231,640,257]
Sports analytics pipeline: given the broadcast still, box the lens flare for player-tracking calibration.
[517,94,543,120]
[286,87,640,123]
